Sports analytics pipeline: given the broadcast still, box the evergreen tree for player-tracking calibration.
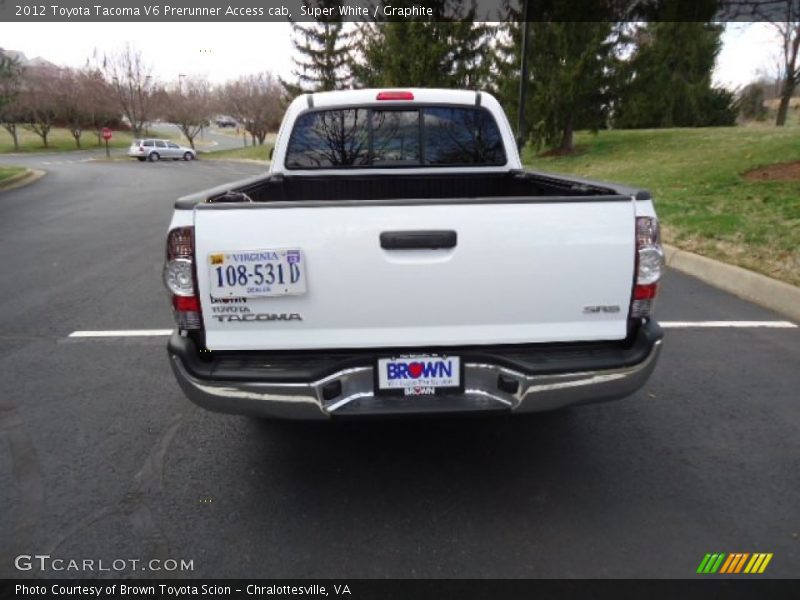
[282,1,352,98]
[350,1,491,89]
[0,50,23,112]
[492,14,618,153]
[737,82,768,121]
[613,22,736,128]
[0,50,25,151]
[489,4,525,138]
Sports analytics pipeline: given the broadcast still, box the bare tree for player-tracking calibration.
[772,16,800,125]
[54,67,94,148]
[0,49,25,150]
[725,2,800,126]
[81,68,119,146]
[21,65,59,147]
[102,44,155,136]
[220,73,282,146]
[159,78,215,149]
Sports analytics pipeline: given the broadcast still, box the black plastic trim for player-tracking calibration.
[380,230,457,250]
[523,167,652,201]
[174,171,646,211]
[174,174,270,210]
[168,321,664,385]
[194,195,631,209]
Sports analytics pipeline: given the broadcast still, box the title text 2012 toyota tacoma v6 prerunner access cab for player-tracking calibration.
[164,89,664,419]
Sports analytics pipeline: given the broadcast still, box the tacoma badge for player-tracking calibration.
[583,305,621,314]
[213,313,303,322]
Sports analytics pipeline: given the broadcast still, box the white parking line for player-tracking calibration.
[68,329,174,337]
[660,321,796,328]
[66,321,797,339]
[41,160,89,165]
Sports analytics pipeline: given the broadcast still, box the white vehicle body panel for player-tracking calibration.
[178,89,648,353]
[194,200,635,351]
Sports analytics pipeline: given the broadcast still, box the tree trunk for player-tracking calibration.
[3,125,19,150]
[776,24,799,126]
[775,76,795,126]
[559,114,574,154]
[72,130,81,149]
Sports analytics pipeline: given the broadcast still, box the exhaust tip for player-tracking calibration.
[322,380,342,401]
[497,374,519,395]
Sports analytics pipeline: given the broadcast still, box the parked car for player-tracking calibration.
[128,139,197,162]
[215,116,237,128]
[164,88,665,419]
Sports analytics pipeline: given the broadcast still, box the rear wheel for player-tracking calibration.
[136,157,146,162]
[183,152,194,161]
[148,152,160,162]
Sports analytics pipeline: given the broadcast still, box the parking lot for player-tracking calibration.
[0,155,798,578]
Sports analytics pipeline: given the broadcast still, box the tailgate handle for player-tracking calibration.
[380,230,457,250]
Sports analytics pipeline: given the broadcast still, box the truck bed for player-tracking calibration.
[205,171,620,205]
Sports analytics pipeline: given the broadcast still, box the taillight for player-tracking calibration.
[376,90,414,101]
[172,295,200,311]
[165,227,202,330]
[164,258,194,296]
[630,216,665,319]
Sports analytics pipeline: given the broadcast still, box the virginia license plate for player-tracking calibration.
[208,248,306,298]
[376,355,461,395]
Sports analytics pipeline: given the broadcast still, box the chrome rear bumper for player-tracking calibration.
[168,327,663,419]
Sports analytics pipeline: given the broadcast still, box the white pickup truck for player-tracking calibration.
[164,88,664,418]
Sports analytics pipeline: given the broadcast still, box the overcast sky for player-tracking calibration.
[0,22,782,89]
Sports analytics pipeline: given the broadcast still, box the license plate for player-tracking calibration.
[376,355,461,395]
[208,248,306,298]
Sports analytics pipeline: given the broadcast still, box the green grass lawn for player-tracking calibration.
[0,165,25,184]
[0,126,182,153]
[523,124,800,286]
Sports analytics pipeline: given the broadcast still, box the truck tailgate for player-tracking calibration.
[193,199,635,351]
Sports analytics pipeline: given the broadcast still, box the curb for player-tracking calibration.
[0,168,46,193]
[203,157,270,165]
[664,244,800,323]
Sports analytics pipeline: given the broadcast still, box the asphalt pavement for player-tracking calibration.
[0,154,797,579]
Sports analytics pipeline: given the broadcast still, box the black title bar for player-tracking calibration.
[2,579,800,600]
[1,0,797,22]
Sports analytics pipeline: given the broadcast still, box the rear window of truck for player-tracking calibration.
[285,106,506,169]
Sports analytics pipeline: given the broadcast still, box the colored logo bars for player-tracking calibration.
[697,553,773,574]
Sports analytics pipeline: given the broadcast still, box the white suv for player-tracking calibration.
[128,139,197,162]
